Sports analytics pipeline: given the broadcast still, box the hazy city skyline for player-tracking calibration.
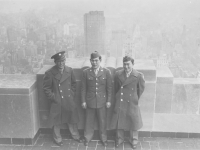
[0,0,200,75]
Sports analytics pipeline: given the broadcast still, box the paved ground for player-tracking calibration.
[1,134,200,150]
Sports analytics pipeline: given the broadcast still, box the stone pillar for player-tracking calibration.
[0,75,40,145]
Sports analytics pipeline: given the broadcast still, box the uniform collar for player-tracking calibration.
[91,66,101,72]
[89,66,104,77]
[125,69,133,77]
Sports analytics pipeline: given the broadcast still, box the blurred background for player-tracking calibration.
[0,0,199,77]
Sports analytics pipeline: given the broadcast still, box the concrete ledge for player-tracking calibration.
[156,67,173,84]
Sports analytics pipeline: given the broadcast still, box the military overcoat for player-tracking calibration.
[110,69,145,131]
[43,65,79,127]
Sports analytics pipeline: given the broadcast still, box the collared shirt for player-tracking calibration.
[93,66,100,75]
[58,68,64,74]
[125,69,133,78]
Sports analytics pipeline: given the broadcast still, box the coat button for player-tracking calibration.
[96,78,98,80]
[96,88,98,89]
[121,86,123,89]
[60,90,62,92]
[59,84,60,86]
[62,96,63,98]
[121,99,123,101]
[121,93,123,95]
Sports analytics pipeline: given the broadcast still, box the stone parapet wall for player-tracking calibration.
[1,58,200,142]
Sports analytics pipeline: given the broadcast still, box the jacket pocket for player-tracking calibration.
[100,75,106,84]
[87,76,94,80]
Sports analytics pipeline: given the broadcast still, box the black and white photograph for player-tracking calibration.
[0,0,200,149]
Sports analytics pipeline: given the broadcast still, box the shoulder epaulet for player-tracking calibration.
[68,66,72,70]
[138,72,144,78]
[103,67,110,71]
[83,67,90,72]
[45,66,54,73]
[116,69,123,74]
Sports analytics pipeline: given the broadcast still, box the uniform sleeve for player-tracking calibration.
[43,71,55,102]
[137,73,145,99]
[81,70,87,103]
[71,69,76,93]
[106,69,112,103]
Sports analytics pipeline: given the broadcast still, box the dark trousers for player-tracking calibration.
[84,106,107,142]
[116,130,138,145]
[53,123,80,143]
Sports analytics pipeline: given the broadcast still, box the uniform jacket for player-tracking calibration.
[43,65,79,127]
[110,69,145,131]
[81,66,112,108]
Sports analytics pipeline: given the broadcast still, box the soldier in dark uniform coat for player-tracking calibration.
[110,56,145,149]
[81,52,112,146]
[43,51,83,146]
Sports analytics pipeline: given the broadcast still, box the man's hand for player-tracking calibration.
[82,102,87,109]
[106,102,111,108]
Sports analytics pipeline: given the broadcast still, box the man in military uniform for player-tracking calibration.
[81,51,112,146]
[43,51,83,146]
[110,56,145,149]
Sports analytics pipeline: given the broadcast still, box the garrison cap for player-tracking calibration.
[51,51,66,61]
[123,55,134,63]
[90,51,101,59]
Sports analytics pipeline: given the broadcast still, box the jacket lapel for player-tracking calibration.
[118,70,126,84]
[60,66,71,83]
[88,68,96,78]
[119,69,138,86]
[96,67,104,77]
[51,66,62,81]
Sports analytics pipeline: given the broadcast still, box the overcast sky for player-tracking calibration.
[0,0,199,14]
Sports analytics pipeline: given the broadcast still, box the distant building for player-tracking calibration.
[157,54,169,67]
[63,23,79,36]
[84,11,105,56]
[123,36,135,58]
[110,30,126,57]
[74,36,85,56]
[7,26,18,42]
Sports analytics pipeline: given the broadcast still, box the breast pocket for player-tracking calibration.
[87,76,94,86]
[100,75,106,85]
[87,76,94,81]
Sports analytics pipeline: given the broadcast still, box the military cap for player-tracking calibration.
[123,55,134,64]
[51,51,66,61]
[90,51,101,59]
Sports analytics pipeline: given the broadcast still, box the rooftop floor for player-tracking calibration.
[1,134,200,150]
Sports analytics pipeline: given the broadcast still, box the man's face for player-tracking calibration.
[123,60,133,73]
[90,57,101,69]
[55,59,66,70]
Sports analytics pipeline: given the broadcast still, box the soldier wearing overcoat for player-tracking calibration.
[81,52,112,146]
[110,56,145,149]
[43,51,82,146]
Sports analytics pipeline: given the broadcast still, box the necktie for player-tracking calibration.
[94,69,98,75]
